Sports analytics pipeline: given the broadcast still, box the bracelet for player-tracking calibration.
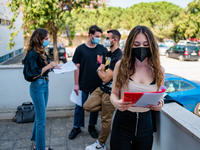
[161,99,164,106]
[96,69,100,73]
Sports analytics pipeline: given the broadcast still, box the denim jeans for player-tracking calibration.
[74,90,99,127]
[30,78,49,150]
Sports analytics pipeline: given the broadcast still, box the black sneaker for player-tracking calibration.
[88,125,98,138]
[68,127,81,139]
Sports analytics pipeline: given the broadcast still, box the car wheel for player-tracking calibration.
[166,52,169,58]
[194,102,200,117]
[179,55,184,61]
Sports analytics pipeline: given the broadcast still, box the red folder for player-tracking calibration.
[122,92,143,104]
[122,86,166,105]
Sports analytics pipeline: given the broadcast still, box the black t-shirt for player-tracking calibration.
[100,48,123,94]
[72,43,108,92]
[23,49,50,82]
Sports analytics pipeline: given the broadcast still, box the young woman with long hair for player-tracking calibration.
[110,25,165,150]
[23,28,59,150]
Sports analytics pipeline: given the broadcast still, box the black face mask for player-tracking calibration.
[132,47,151,62]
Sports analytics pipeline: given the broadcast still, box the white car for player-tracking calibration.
[165,39,175,47]
[158,42,169,55]
[177,40,191,45]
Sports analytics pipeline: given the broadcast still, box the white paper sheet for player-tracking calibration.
[134,92,165,107]
[53,60,77,74]
[70,90,82,107]
[124,86,166,107]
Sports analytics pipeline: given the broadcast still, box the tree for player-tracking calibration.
[8,0,101,63]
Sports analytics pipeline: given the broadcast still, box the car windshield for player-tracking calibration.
[48,44,53,48]
[186,46,199,51]
[159,44,168,48]
[166,40,173,43]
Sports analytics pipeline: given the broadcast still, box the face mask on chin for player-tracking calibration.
[132,47,151,62]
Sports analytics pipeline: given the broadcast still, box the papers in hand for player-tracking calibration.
[123,86,166,107]
[70,90,82,107]
[53,60,77,74]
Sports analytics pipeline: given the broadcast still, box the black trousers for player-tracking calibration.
[110,110,153,150]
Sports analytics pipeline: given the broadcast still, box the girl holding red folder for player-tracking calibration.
[110,25,165,150]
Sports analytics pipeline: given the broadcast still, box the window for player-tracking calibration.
[0,18,11,26]
[0,19,5,25]
[165,80,194,93]
[187,46,199,51]
[180,81,194,91]
[165,80,180,93]
[176,45,179,50]
[6,20,11,26]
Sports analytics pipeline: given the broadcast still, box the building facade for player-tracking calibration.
[0,1,23,64]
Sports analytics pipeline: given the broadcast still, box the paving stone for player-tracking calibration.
[49,146,66,150]
[1,132,17,140]
[0,124,7,132]
[0,141,15,149]
[0,132,4,140]
[0,116,111,150]
[17,131,32,139]
[14,148,32,150]
[14,139,32,148]
[6,123,22,133]
[50,137,66,146]
[21,123,34,132]
[51,128,67,137]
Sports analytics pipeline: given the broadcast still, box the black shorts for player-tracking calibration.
[110,110,153,150]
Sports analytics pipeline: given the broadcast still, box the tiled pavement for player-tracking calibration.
[0,116,110,150]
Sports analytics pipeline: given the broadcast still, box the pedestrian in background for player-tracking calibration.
[23,28,60,150]
[84,29,122,150]
[68,25,108,140]
[110,25,165,150]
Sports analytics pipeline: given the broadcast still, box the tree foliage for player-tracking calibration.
[8,0,200,52]
[67,1,200,42]
[8,0,100,63]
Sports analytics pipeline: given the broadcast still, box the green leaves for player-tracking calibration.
[7,0,98,50]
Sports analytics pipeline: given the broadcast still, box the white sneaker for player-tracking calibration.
[85,140,106,150]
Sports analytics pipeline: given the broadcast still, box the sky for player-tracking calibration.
[107,0,193,8]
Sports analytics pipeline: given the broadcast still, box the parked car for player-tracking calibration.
[165,39,175,47]
[158,42,169,55]
[46,42,73,63]
[165,44,200,61]
[119,40,126,51]
[177,40,191,45]
[164,73,200,116]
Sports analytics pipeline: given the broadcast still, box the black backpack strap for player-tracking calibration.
[13,111,17,122]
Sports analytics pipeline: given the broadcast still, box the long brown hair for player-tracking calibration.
[115,26,164,91]
[26,28,48,64]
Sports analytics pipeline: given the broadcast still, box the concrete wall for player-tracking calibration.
[0,65,75,112]
[153,103,200,150]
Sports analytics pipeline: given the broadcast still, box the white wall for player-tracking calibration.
[0,0,23,56]
[153,103,200,150]
[0,65,75,111]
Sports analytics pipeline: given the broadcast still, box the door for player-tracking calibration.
[178,81,197,111]
[167,46,175,57]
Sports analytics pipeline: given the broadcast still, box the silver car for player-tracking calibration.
[158,42,169,55]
